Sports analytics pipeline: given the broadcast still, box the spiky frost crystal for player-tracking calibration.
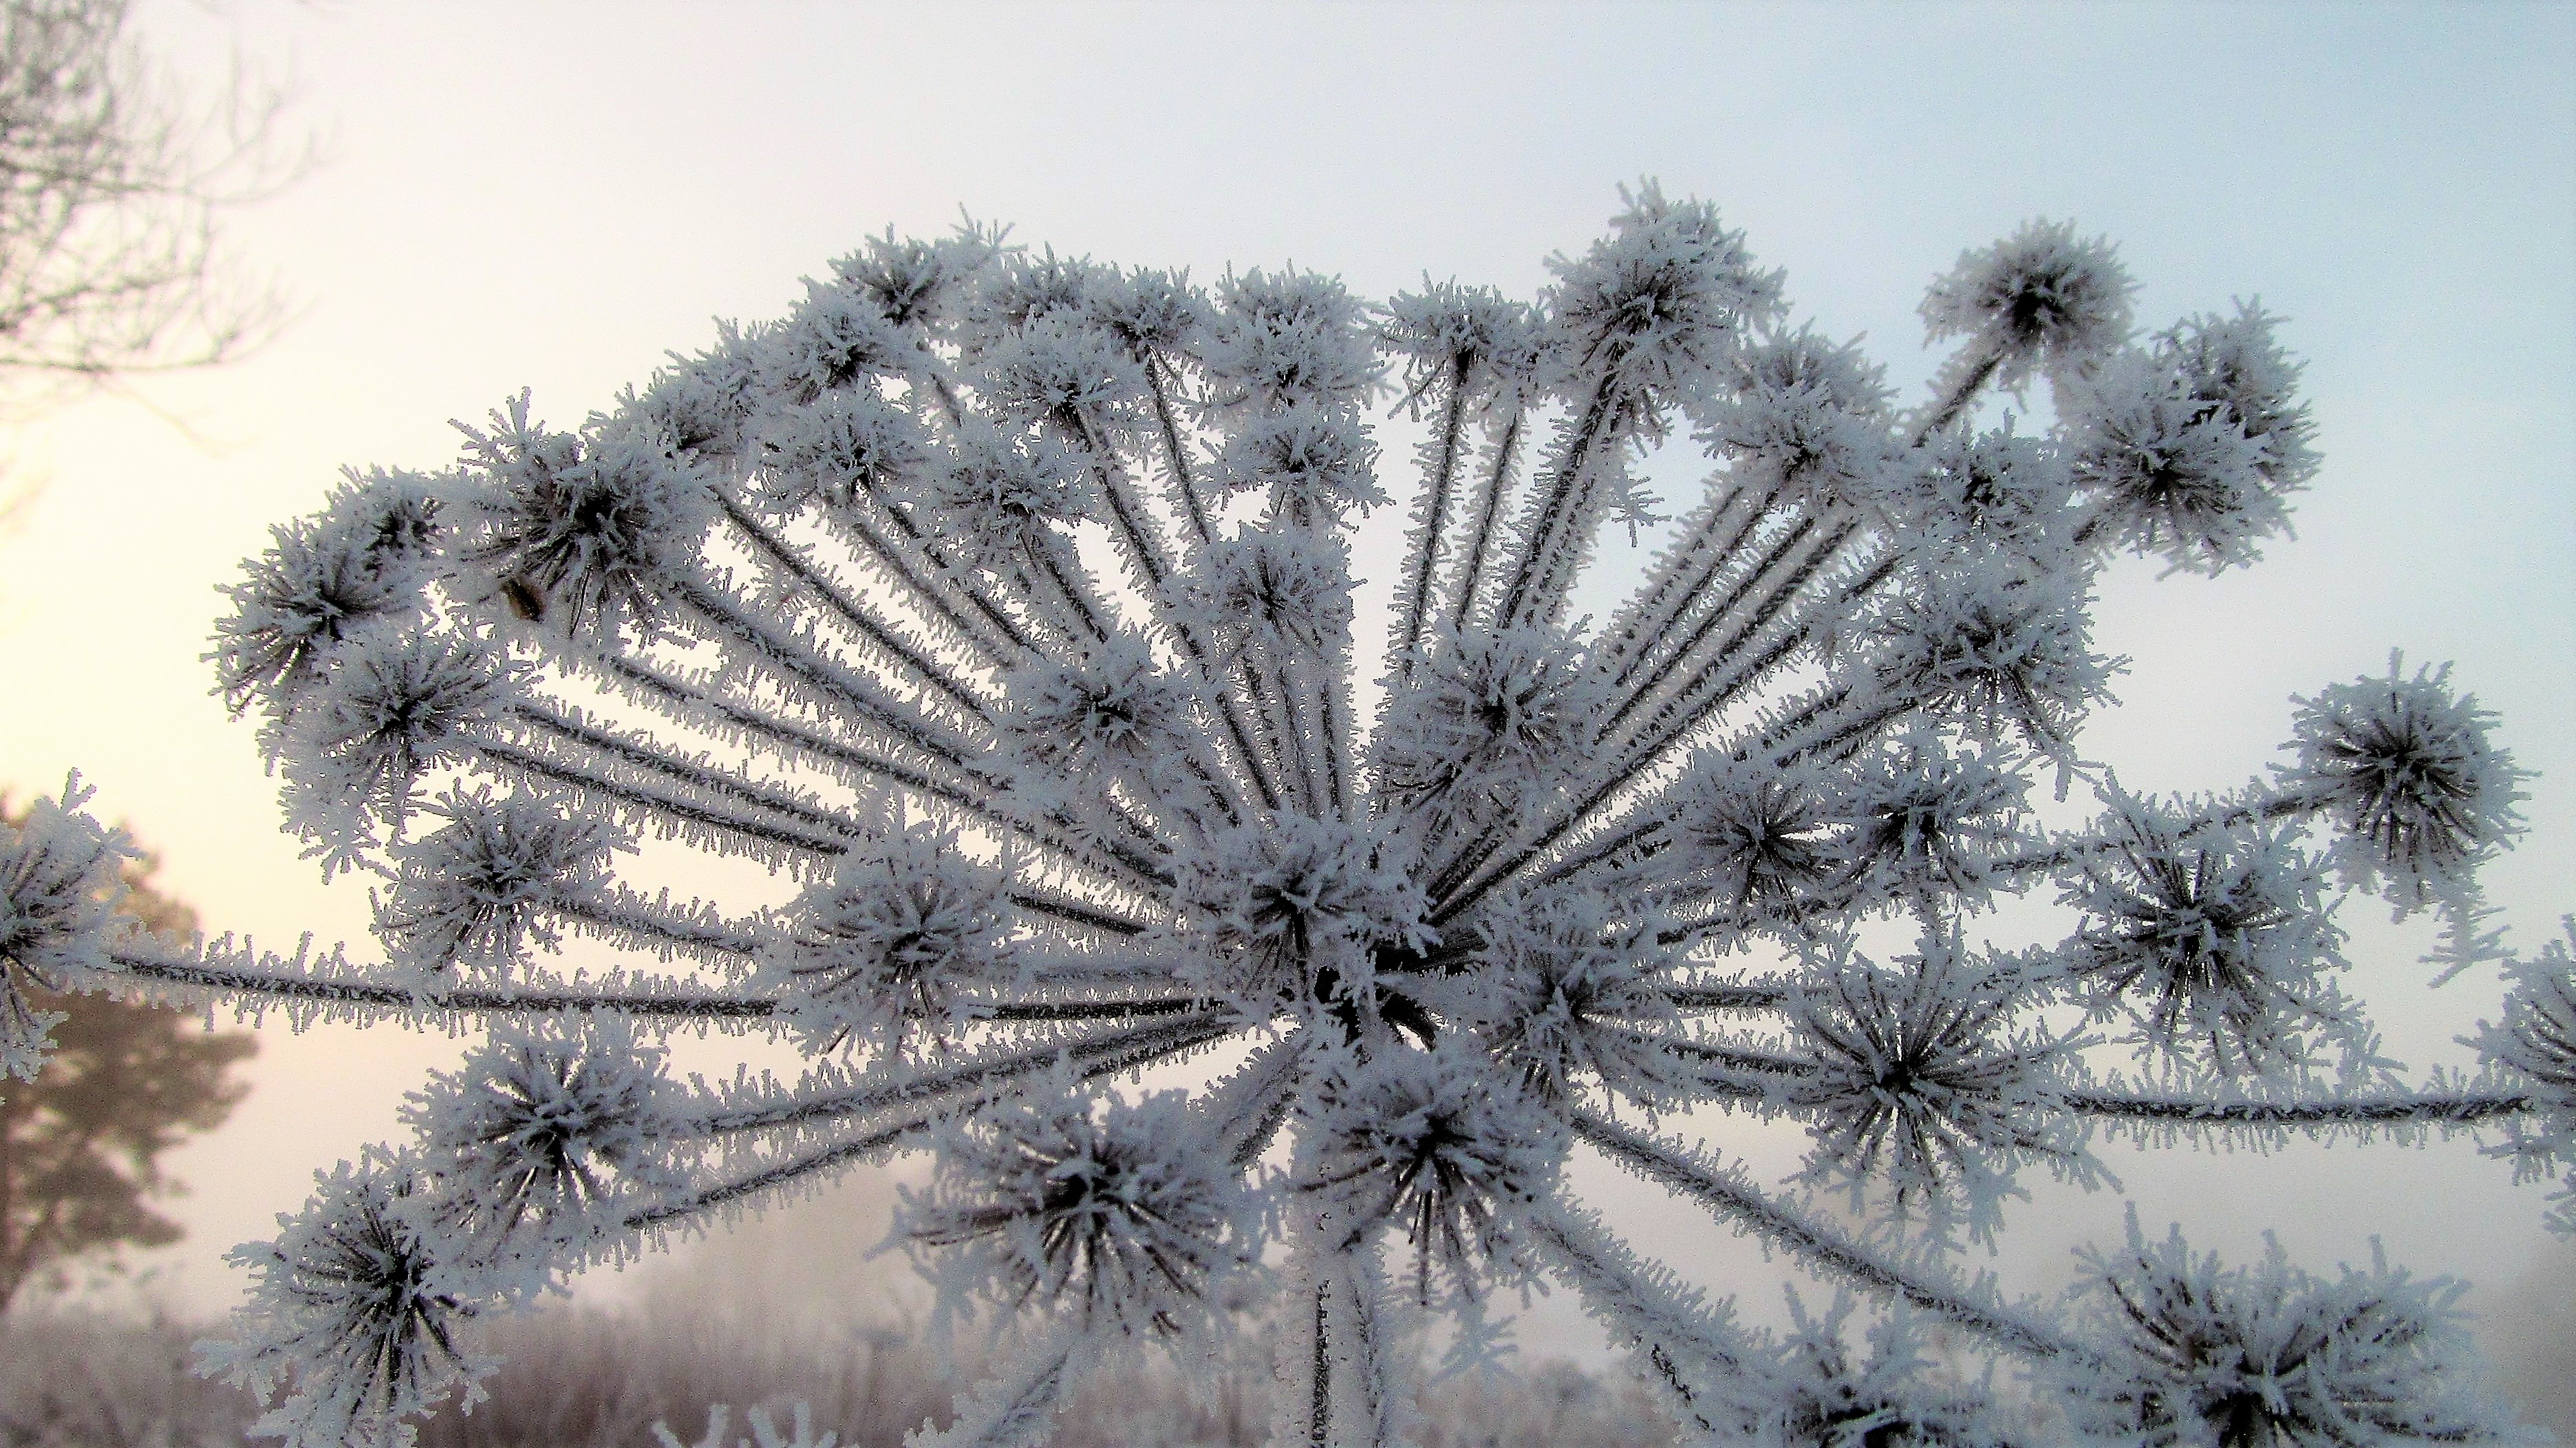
[21,182,2564,1445]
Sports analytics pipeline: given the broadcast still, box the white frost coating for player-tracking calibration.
[1920,217,2135,400]
[2066,348,2283,576]
[445,391,716,638]
[2275,656,2527,906]
[1173,813,1428,1017]
[1197,266,1383,418]
[375,787,627,974]
[1861,541,2118,750]
[2054,1214,2524,1447]
[1178,523,1356,659]
[2477,927,2576,1234]
[1882,420,2080,560]
[1546,180,1783,414]
[1376,621,1598,819]
[273,625,526,869]
[1696,327,1897,514]
[760,821,1019,1053]
[211,469,441,714]
[1448,890,1689,1107]
[87,185,2556,1444]
[1213,402,1386,524]
[402,1016,685,1257]
[904,1088,1254,1338]
[1666,749,1845,935]
[1837,727,2032,911]
[1784,937,2090,1241]
[1300,1036,1564,1306]
[2058,797,2354,1076]
[0,779,134,1082]
[747,387,930,516]
[892,418,1090,577]
[1000,633,1207,798]
[200,1164,501,1448]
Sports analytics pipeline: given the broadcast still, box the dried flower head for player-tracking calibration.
[125,188,2551,1445]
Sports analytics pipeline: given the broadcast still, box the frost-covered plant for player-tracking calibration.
[2058,1215,2504,1448]
[12,180,2567,1446]
[0,777,133,1083]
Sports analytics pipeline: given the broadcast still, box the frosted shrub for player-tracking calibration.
[10,181,2567,1446]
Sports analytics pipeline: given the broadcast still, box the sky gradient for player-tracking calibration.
[1,0,2570,1420]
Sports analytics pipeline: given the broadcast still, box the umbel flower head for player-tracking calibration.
[2475,929,2576,1232]
[1920,218,2134,398]
[2057,795,2350,1074]
[80,184,2553,1445]
[760,818,1020,1052]
[905,1088,1254,1337]
[2056,1215,2509,1448]
[2275,655,2526,905]
[211,469,441,714]
[200,1163,500,1448]
[402,1017,685,1255]
[1783,936,2085,1237]
[0,778,135,1083]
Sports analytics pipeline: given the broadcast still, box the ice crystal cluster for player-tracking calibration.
[7,185,2568,1447]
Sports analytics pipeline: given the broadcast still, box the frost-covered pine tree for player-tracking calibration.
[3,183,2566,1446]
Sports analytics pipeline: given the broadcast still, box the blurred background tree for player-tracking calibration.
[1,0,305,507]
[0,802,256,1316]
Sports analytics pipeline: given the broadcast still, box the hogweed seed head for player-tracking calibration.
[1838,729,2030,910]
[2275,657,2524,904]
[404,1018,683,1257]
[1002,635,1207,798]
[828,224,997,333]
[1176,814,1428,1020]
[907,1089,1254,1337]
[1377,623,1598,818]
[758,277,912,401]
[747,388,928,515]
[374,787,625,974]
[153,189,2553,1444]
[1301,1039,1565,1304]
[1380,281,1538,415]
[1547,180,1783,420]
[2057,1218,2514,1448]
[274,627,525,864]
[1179,524,1355,660]
[1214,402,1384,522]
[447,393,714,639]
[212,472,440,716]
[0,782,133,1081]
[1200,266,1383,417]
[1922,218,2135,395]
[1450,891,1688,1105]
[1086,264,1208,360]
[1668,749,1844,935]
[2068,347,2290,575]
[1882,420,2079,561]
[2476,930,2576,1232]
[204,1164,499,1448]
[1864,546,2118,750]
[762,822,1018,1053]
[1697,327,1897,513]
[1785,939,2083,1233]
[2059,799,2348,1074]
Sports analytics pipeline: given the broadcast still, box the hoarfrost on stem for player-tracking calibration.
[17,182,2566,1445]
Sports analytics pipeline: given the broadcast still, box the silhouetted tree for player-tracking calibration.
[0,802,255,1314]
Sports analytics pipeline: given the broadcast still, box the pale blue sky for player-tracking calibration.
[1,0,2568,1413]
